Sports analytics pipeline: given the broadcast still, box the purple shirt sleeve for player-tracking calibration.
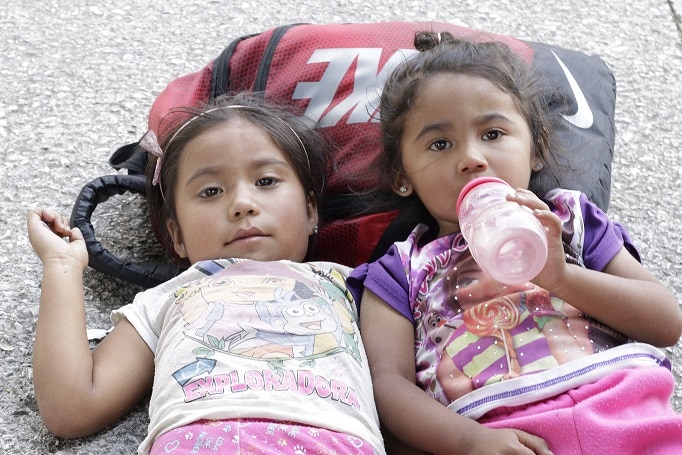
[578,193,640,270]
[347,243,414,322]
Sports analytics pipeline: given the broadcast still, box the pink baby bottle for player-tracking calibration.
[456,177,548,285]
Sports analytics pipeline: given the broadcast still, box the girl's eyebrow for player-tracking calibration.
[474,112,515,125]
[184,165,225,185]
[413,121,453,142]
[412,113,515,142]
[184,157,291,185]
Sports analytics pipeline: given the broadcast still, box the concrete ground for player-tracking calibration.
[1,0,681,453]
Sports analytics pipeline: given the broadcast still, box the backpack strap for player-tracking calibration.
[253,24,300,91]
[108,141,147,175]
[211,24,301,97]
[70,173,183,288]
[210,32,259,99]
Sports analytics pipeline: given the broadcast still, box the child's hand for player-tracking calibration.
[27,208,88,270]
[506,189,567,291]
[468,426,553,455]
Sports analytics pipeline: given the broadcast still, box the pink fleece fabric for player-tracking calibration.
[480,367,682,454]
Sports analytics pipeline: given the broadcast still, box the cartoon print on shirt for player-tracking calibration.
[226,285,348,359]
[174,266,358,360]
[169,262,363,397]
[419,245,615,403]
[405,196,630,405]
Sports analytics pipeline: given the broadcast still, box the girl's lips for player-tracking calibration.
[229,227,266,244]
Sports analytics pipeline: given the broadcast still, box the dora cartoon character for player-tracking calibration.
[228,284,350,359]
[173,262,360,363]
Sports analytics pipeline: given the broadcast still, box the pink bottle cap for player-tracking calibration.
[456,176,509,215]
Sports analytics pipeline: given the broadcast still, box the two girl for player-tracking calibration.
[349,32,682,454]
[28,93,384,454]
[29,31,682,455]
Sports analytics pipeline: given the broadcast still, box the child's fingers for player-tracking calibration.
[507,188,550,211]
[68,227,90,267]
[27,209,53,235]
[28,210,89,268]
[28,208,72,237]
[70,226,84,243]
[533,209,562,238]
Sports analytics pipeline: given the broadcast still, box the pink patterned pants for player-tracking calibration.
[151,418,376,454]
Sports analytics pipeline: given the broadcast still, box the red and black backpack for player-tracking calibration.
[71,21,617,289]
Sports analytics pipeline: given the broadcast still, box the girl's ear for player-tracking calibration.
[391,175,414,197]
[306,192,319,235]
[166,218,188,259]
[531,158,544,172]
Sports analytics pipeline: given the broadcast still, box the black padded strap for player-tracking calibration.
[70,174,182,288]
[108,141,147,175]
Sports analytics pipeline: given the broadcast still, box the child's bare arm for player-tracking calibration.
[360,289,552,455]
[509,190,682,347]
[540,239,681,346]
[28,208,154,437]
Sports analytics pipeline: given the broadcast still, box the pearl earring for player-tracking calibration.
[399,185,408,193]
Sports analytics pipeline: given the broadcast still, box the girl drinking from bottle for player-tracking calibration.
[349,31,682,455]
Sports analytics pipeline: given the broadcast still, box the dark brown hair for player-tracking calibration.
[377,31,562,197]
[146,92,331,262]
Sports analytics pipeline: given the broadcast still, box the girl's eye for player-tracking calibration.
[200,187,222,198]
[256,177,277,187]
[482,130,502,141]
[428,139,451,151]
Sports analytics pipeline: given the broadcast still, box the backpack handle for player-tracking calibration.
[70,173,182,288]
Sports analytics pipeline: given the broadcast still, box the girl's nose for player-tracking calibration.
[229,187,259,219]
[457,146,488,174]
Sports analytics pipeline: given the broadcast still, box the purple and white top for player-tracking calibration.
[349,189,669,418]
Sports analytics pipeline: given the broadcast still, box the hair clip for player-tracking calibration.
[139,130,164,186]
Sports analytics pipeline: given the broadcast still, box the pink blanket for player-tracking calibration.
[481,366,682,454]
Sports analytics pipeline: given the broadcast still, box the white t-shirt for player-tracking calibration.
[112,259,384,454]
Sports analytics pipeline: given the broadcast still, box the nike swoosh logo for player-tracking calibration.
[552,51,594,129]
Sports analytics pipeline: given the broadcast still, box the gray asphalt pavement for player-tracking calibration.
[1,0,681,453]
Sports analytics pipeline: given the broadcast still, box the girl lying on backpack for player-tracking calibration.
[349,32,682,455]
[27,92,385,454]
